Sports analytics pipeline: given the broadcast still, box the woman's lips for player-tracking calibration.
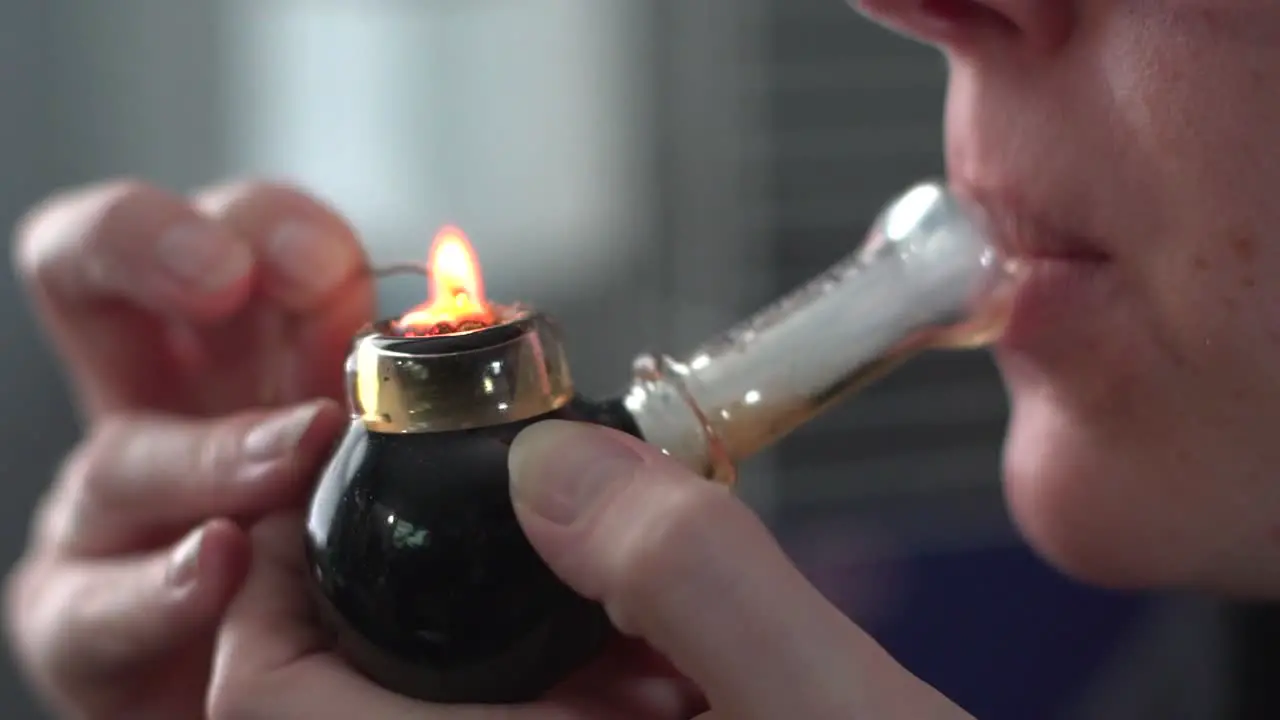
[963,194,1116,356]
[997,252,1114,356]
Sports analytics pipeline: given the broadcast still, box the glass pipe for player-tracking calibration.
[304,178,1015,704]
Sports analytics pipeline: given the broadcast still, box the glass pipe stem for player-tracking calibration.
[624,180,1017,481]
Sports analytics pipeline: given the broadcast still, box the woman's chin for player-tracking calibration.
[999,396,1188,591]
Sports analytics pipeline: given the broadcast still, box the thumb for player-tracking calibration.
[508,421,968,719]
[12,519,249,689]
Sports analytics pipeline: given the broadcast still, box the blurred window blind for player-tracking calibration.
[761,1,1009,512]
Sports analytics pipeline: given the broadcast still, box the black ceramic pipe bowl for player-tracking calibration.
[305,395,641,704]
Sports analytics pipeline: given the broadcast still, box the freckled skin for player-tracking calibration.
[915,1,1280,594]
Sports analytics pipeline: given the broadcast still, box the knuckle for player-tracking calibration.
[13,179,166,285]
[12,196,54,280]
[196,178,327,219]
[31,426,127,550]
[84,413,135,450]
[2,559,76,692]
[92,178,161,210]
[613,481,738,614]
[196,417,247,481]
[79,179,171,250]
[43,414,252,555]
[73,417,136,503]
[58,416,155,519]
[33,445,94,546]
[81,414,239,509]
[3,557,38,648]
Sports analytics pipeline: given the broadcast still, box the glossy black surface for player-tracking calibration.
[305,397,641,704]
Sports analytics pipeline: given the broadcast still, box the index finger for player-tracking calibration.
[37,401,344,557]
[191,182,376,405]
[14,180,256,417]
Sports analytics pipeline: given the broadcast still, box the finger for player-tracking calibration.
[509,421,969,720]
[210,514,684,720]
[192,181,367,312]
[14,180,256,417]
[550,637,707,718]
[193,182,375,404]
[11,519,249,690]
[40,399,346,556]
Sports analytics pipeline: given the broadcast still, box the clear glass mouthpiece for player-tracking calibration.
[623,179,1016,482]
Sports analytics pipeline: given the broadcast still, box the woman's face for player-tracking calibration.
[859,0,1280,594]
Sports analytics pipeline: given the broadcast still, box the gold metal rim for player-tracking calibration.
[347,310,576,433]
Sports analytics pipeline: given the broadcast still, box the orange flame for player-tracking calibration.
[395,226,495,335]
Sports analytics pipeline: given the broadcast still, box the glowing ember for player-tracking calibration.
[394,226,496,336]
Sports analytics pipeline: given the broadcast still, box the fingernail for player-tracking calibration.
[243,402,325,462]
[509,421,643,526]
[167,525,205,588]
[156,221,253,292]
[267,221,358,296]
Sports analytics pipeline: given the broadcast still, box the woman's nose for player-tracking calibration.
[855,0,1072,56]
